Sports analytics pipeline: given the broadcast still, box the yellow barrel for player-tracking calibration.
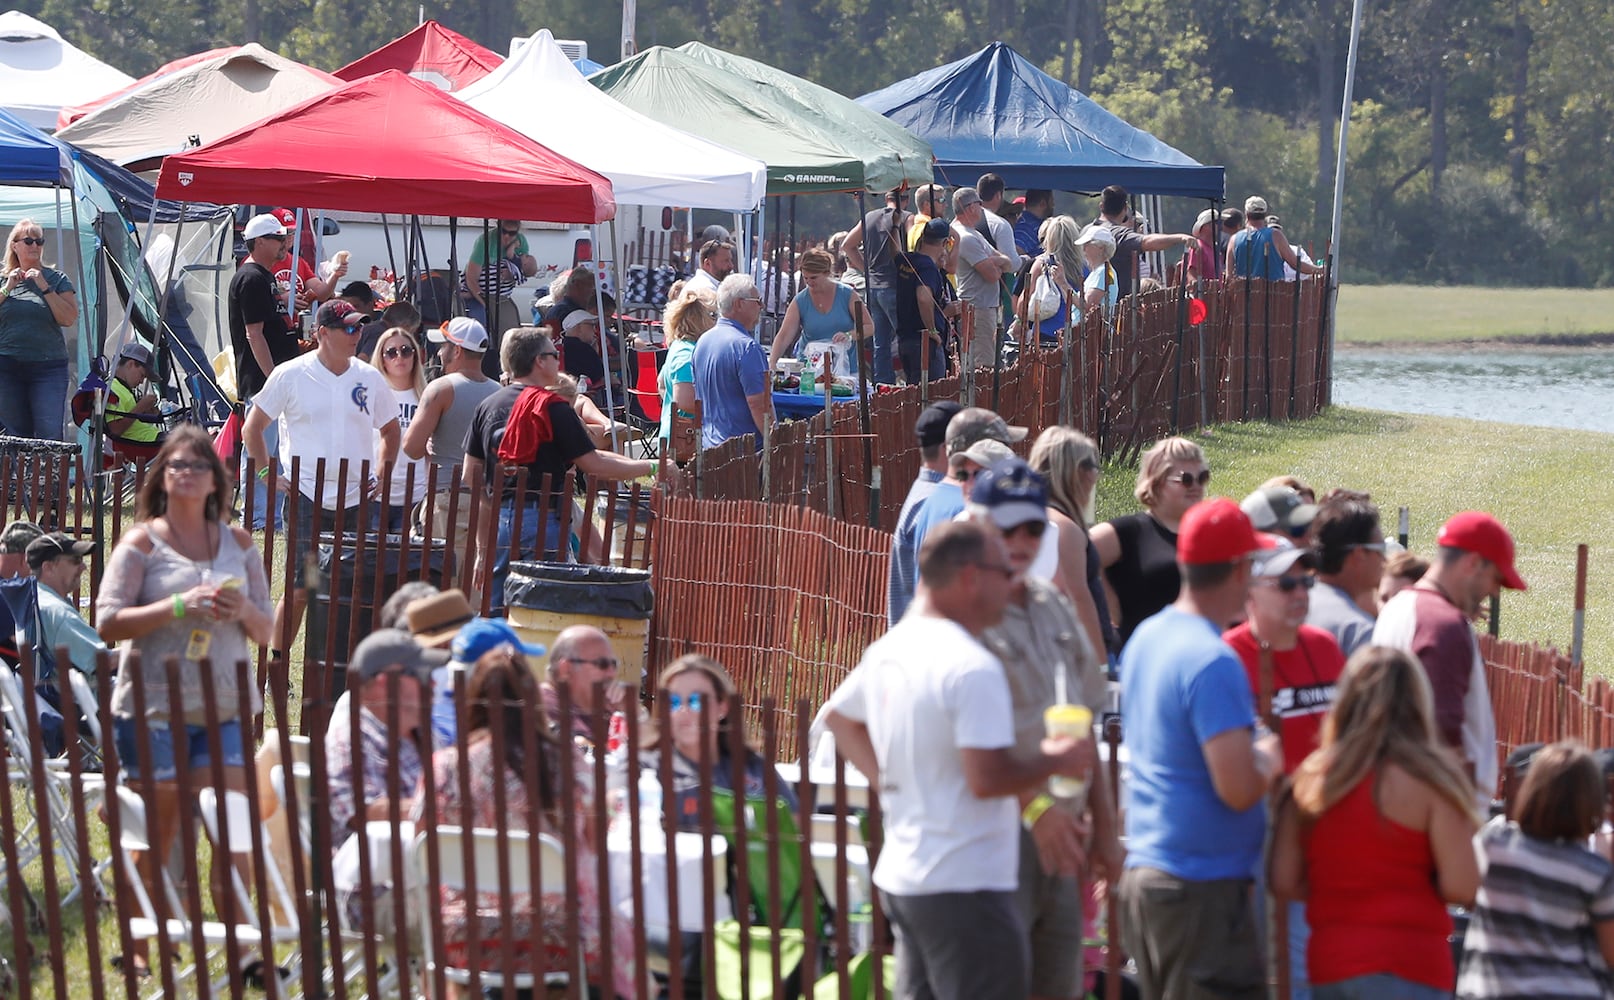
[504,561,655,688]
[506,605,648,686]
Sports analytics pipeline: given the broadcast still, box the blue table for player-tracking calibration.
[773,391,859,420]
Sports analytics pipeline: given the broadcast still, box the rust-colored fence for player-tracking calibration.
[677,276,1331,534]
[649,496,893,759]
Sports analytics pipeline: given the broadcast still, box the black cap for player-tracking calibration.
[25,531,94,570]
[919,217,951,245]
[914,401,964,449]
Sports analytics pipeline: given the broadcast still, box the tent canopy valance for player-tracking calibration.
[857,43,1225,200]
[459,30,766,211]
[590,45,931,196]
[155,70,615,223]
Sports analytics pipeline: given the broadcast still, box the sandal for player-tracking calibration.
[109,953,152,979]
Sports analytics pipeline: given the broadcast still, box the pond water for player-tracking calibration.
[1332,347,1614,434]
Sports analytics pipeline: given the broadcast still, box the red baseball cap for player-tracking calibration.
[1437,511,1527,590]
[1177,497,1269,565]
[272,207,298,228]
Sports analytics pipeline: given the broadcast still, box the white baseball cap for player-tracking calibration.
[427,317,489,352]
[242,213,286,241]
[562,310,599,333]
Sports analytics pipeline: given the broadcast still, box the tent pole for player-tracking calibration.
[588,223,619,453]
[150,210,190,397]
[381,214,399,295]
[606,217,631,454]
[287,209,303,324]
[448,217,461,316]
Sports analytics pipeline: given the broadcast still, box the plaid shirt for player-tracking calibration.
[325,690,424,847]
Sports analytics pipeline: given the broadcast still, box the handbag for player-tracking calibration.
[1028,257,1064,322]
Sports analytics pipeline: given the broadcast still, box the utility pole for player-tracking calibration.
[621,0,637,60]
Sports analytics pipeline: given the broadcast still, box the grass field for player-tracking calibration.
[1094,406,1614,670]
[1336,284,1614,344]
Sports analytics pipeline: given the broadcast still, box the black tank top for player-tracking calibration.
[1104,512,1181,646]
[1084,533,1121,657]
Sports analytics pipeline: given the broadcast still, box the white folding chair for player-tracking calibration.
[115,785,271,1000]
[196,788,307,995]
[0,661,105,904]
[410,825,577,992]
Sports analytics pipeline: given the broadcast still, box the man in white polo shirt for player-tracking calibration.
[245,299,399,647]
[824,519,1094,1000]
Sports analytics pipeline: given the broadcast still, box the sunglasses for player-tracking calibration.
[1260,575,1316,593]
[382,344,416,360]
[501,229,520,237]
[1167,470,1212,487]
[667,692,705,713]
[14,237,44,247]
[1005,520,1048,539]
[567,655,619,672]
[538,350,560,359]
[165,459,212,475]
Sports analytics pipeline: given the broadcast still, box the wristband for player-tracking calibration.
[173,593,186,618]
[256,466,271,480]
[1021,793,1055,831]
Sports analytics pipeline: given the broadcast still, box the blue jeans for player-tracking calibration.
[0,356,68,440]
[897,335,947,384]
[1314,974,1448,1000]
[240,400,284,530]
[490,498,565,611]
[867,286,898,384]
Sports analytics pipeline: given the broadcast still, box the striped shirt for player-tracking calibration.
[1457,816,1614,999]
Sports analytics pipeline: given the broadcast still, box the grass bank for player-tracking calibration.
[1095,406,1614,670]
[1336,284,1614,345]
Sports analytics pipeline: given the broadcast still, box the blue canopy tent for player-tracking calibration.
[856,43,1224,199]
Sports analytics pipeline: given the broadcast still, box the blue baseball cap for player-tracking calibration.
[450,618,547,664]
[967,458,1049,530]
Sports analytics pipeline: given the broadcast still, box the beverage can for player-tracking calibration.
[1044,703,1094,800]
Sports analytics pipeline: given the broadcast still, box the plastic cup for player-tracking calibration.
[1044,703,1093,800]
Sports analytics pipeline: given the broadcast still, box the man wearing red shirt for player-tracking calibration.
[1224,535,1345,1000]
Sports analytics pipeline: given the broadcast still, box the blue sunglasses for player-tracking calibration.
[667,692,705,713]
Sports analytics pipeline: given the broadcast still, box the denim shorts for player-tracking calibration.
[113,718,245,782]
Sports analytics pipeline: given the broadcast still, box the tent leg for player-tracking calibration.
[591,224,620,454]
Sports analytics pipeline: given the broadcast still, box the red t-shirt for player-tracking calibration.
[1223,623,1345,773]
[271,255,317,328]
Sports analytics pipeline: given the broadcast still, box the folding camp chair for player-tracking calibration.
[195,789,305,989]
[411,825,579,993]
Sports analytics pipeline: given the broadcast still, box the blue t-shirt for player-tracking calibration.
[1120,605,1264,881]
[658,338,697,442]
[887,468,946,624]
[907,479,966,553]
[1083,263,1119,313]
[692,317,769,450]
[1014,210,1045,257]
[790,283,858,374]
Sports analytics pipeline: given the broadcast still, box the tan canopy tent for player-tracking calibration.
[54,43,338,171]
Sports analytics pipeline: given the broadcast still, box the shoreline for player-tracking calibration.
[1338,331,1614,352]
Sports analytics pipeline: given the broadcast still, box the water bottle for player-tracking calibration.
[637,770,664,830]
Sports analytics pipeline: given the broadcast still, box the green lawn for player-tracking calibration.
[1095,406,1613,670]
[1336,284,1614,344]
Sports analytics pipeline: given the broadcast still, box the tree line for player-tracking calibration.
[21,0,1613,286]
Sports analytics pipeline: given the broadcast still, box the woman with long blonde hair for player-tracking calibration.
[1027,426,1113,660]
[1270,646,1480,999]
[373,327,428,532]
[657,288,717,459]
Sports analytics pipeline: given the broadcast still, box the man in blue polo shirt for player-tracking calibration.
[692,274,773,451]
[1117,497,1283,1000]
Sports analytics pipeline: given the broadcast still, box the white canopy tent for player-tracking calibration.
[54,42,338,170]
[0,11,132,131]
[457,29,766,212]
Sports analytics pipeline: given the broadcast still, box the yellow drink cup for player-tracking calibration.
[1044,703,1093,800]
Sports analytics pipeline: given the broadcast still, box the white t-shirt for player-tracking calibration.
[983,208,1022,273]
[685,268,721,296]
[825,615,1018,895]
[253,353,397,509]
[383,384,427,508]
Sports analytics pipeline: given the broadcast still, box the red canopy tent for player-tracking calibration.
[154,70,614,223]
[333,20,502,92]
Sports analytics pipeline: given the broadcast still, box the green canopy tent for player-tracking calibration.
[589,45,932,197]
